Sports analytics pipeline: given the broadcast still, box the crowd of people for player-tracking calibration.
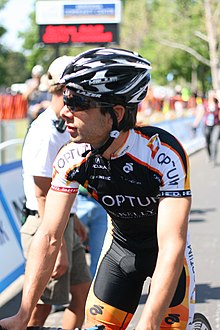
[0,46,219,330]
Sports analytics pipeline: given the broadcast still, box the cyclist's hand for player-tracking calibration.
[0,315,27,330]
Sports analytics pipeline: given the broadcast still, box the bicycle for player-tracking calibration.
[0,313,212,330]
[191,312,212,330]
[0,327,105,330]
[26,314,211,329]
[26,313,212,329]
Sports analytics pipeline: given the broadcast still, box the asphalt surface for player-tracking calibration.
[187,146,220,329]
[0,145,219,329]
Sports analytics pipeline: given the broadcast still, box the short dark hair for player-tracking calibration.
[100,104,138,132]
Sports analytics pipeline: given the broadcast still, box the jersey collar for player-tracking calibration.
[110,129,136,158]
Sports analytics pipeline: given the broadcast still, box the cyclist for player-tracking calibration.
[0,48,195,330]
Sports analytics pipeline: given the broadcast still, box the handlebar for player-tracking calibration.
[27,327,105,330]
[0,326,105,330]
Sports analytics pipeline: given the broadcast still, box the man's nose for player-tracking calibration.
[60,105,70,117]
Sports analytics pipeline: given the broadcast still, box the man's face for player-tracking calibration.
[60,90,112,148]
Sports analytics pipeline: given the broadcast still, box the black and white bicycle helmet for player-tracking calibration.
[60,47,151,106]
[60,48,151,155]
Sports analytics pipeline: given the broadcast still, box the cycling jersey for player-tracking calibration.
[52,126,191,250]
[51,125,195,329]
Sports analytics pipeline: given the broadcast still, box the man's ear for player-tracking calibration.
[113,105,125,124]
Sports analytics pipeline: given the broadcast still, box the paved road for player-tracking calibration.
[1,146,220,329]
[188,147,220,329]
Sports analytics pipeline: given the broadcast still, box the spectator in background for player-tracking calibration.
[21,56,91,329]
[23,64,51,123]
[193,89,220,166]
[29,73,52,119]
[76,185,108,277]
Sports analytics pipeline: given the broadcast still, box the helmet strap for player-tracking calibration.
[91,107,120,156]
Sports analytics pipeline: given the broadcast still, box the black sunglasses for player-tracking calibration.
[63,91,111,113]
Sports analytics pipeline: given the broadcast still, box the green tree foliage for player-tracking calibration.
[120,0,148,50]
[141,0,211,90]
[0,0,30,88]
[120,0,219,93]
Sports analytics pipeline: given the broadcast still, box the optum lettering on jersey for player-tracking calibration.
[57,144,91,168]
[102,195,157,207]
[167,167,179,185]
[157,152,180,185]
[58,148,80,168]
[157,153,173,165]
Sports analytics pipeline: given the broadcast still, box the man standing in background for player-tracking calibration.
[21,56,91,329]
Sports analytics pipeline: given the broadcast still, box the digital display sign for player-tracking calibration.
[39,24,119,45]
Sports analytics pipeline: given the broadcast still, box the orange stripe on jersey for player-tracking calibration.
[184,151,191,190]
[83,180,99,200]
[65,157,87,181]
[128,152,165,186]
[52,167,58,181]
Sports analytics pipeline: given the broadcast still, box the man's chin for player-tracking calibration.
[70,136,86,144]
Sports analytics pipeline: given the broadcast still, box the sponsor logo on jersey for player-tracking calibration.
[164,314,180,325]
[95,156,101,164]
[123,162,133,173]
[51,185,78,194]
[120,176,142,185]
[57,144,90,168]
[93,164,108,170]
[90,175,111,181]
[108,209,157,219]
[90,304,104,316]
[160,190,191,197]
[102,195,158,207]
[187,244,195,274]
[157,152,180,186]
[147,134,160,159]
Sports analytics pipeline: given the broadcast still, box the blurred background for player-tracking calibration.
[0,1,219,328]
[0,0,219,160]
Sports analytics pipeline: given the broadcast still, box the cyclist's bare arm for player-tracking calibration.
[34,176,69,279]
[0,188,76,330]
[136,196,191,330]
